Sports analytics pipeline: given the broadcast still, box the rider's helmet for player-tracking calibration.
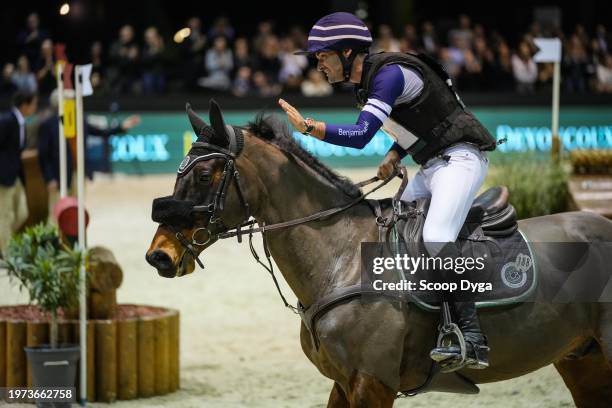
[296,12,372,81]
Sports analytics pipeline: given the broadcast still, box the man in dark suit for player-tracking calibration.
[0,90,38,255]
[37,89,140,216]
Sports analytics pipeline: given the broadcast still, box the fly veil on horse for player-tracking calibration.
[147,100,612,407]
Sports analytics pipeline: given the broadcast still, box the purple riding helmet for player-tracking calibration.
[296,12,373,81]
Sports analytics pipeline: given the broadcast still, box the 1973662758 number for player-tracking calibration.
[2,387,74,402]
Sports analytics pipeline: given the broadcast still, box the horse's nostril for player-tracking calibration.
[146,250,172,268]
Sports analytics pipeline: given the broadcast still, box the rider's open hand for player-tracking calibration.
[377,150,400,180]
[278,99,307,133]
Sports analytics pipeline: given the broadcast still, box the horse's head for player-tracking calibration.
[146,100,253,278]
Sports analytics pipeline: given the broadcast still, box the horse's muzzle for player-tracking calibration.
[146,249,177,278]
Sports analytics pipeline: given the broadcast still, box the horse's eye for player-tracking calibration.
[199,172,211,183]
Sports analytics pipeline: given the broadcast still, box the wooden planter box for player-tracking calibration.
[0,304,179,402]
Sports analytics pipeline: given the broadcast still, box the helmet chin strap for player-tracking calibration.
[335,49,369,82]
[336,49,359,82]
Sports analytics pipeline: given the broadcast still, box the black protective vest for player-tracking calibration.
[356,52,496,164]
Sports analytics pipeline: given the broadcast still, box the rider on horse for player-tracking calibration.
[279,12,497,369]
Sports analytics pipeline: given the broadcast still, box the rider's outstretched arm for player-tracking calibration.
[323,64,406,148]
[280,64,422,156]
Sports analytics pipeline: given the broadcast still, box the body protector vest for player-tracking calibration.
[356,52,497,165]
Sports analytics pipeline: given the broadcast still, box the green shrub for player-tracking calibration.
[1,223,83,348]
[486,155,570,219]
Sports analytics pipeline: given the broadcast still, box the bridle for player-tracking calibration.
[152,128,401,310]
[153,133,251,269]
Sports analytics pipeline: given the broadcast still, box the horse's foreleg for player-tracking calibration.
[327,382,349,408]
[347,371,396,408]
[554,349,612,408]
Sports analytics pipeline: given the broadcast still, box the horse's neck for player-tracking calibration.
[239,138,372,305]
[240,136,350,219]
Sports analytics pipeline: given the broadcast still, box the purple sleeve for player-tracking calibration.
[323,65,405,149]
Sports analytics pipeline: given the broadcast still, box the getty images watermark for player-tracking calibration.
[360,242,612,303]
[371,252,490,293]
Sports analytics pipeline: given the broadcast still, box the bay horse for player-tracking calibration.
[146,101,612,407]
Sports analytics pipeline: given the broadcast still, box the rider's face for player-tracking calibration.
[315,50,345,83]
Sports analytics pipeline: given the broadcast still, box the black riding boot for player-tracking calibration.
[456,301,489,368]
[427,243,490,369]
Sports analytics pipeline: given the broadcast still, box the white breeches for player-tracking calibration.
[400,143,489,256]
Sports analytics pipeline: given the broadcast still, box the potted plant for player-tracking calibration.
[1,223,84,405]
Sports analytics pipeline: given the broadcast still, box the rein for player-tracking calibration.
[216,171,399,241]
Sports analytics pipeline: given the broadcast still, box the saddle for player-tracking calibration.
[466,186,518,237]
[394,185,518,245]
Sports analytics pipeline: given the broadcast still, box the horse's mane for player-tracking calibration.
[247,113,361,198]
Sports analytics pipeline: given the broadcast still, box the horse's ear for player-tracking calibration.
[186,103,208,136]
[208,99,230,147]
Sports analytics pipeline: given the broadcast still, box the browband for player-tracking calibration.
[177,153,228,176]
[177,125,245,176]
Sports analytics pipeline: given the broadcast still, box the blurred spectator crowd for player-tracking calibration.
[2,12,612,100]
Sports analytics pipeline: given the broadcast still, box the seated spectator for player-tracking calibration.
[232,66,252,97]
[472,36,496,88]
[198,36,233,91]
[595,54,612,93]
[108,24,140,94]
[90,41,105,93]
[35,39,55,98]
[511,41,537,93]
[402,24,418,51]
[12,55,37,93]
[537,62,554,91]
[450,14,473,46]
[595,24,609,56]
[491,41,514,91]
[279,37,307,90]
[0,64,18,97]
[420,21,438,55]
[252,70,280,97]
[398,37,415,53]
[573,24,590,50]
[446,33,470,75]
[17,13,49,68]
[457,49,483,91]
[253,21,274,54]
[141,26,166,95]
[473,24,486,41]
[439,48,461,80]
[233,37,253,73]
[180,17,207,89]
[207,16,235,42]
[288,25,308,53]
[301,68,332,97]
[254,35,281,84]
[372,24,400,52]
[564,35,589,93]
